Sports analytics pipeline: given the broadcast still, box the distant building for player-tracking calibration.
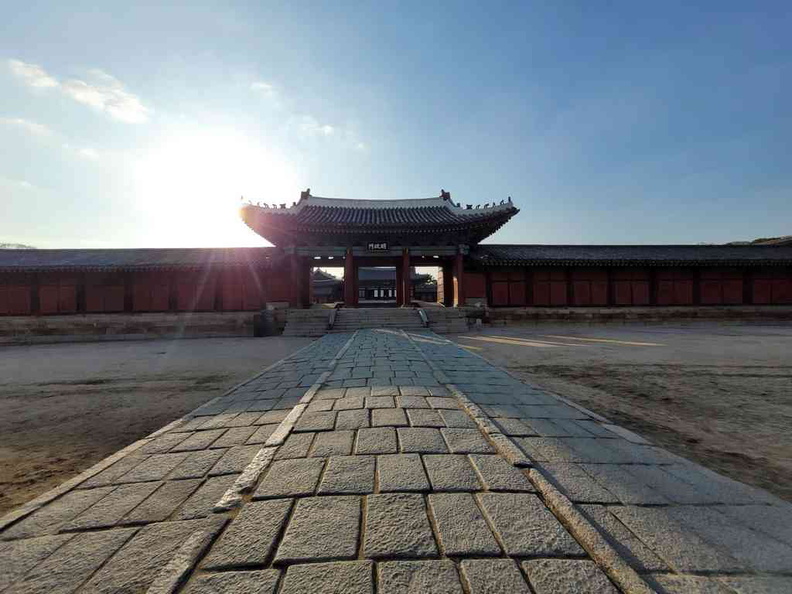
[312,267,436,304]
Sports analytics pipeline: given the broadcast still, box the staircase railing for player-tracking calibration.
[417,308,429,328]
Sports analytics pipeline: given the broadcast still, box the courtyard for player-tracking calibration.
[454,321,792,501]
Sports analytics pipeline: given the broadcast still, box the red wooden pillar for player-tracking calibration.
[396,265,404,306]
[442,263,454,306]
[402,248,411,306]
[290,253,302,308]
[454,249,465,307]
[344,249,356,306]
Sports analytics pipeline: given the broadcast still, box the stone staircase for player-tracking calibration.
[282,309,331,337]
[424,308,470,333]
[330,308,425,333]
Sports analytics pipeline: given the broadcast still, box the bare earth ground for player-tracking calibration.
[0,336,312,516]
[454,321,792,502]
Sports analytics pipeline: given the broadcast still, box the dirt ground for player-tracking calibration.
[454,322,792,502]
[0,336,312,516]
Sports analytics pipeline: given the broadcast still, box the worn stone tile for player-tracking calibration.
[715,504,792,546]
[5,528,136,594]
[580,464,670,505]
[122,479,202,524]
[316,387,347,400]
[281,561,373,594]
[468,454,534,492]
[294,412,337,432]
[82,517,226,593]
[644,574,732,594]
[140,432,190,454]
[176,474,238,519]
[254,458,325,499]
[397,428,448,453]
[406,408,445,428]
[437,409,475,428]
[64,482,160,530]
[203,499,292,568]
[396,395,430,408]
[355,427,397,454]
[0,534,73,591]
[246,424,280,445]
[578,504,668,572]
[171,429,227,452]
[336,409,370,430]
[371,408,409,427]
[364,493,437,558]
[441,428,495,453]
[274,433,315,459]
[78,455,149,488]
[377,454,430,492]
[429,493,500,556]
[183,569,280,593]
[372,386,400,396]
[197,414,240,430]
[258,409,290,424]
[2,487,115,538]
[460,559,531,594]
[310,430,355,457]
[115,453,190,483]
[423,454,481,492]
[168,449,225,479]
[365,396,395,409]
[477,493,584,556]
[318,456,376,495]
[275,496,360,563]
[538,463,619,503]
[522,559,618,594]
[718,575,792,594]
[211,426,258,448]
[306,400,335,413]
[378,560,463,594]
[334,396,365,410]
[399,386,431,397]
[208,445,260,476]
[427,397,458,409]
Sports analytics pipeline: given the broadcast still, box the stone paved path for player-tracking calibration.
[2,329,791,593]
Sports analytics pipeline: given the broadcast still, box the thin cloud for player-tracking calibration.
[298,115,335,137]
[0,117,52,136]
[7,59,58,88]
[250,81,276,96]
[61,69,149,124]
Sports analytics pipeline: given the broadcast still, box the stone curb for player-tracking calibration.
[0,337,323,532]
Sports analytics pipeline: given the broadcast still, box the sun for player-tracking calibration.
[132,126,302,247]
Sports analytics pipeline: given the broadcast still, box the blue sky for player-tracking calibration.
[1,1,790,248]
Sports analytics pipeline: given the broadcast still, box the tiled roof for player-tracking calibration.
[471,244,792,266]
[0,247,279,272]
[241,193,519,245]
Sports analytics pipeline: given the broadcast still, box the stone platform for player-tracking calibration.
[2,330,791,593]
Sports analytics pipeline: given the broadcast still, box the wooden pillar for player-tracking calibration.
[454,249,465,307]
[402,248,411,306]
[692,268,701,306]
[123,272,134,313]
[649,268,658,306]
[30,273,40,315]
[168,272,179,312]
[565,268,574,306]
[344,248,356,306]
[76,272,87,313]
[485,270,493,308]
[396,265,404,306]
[526,268,534,306]
[441,263,453,306]
[301,264,311,307]
[742,268,753,305]
[606,268,614,306]
[290,253,302,308]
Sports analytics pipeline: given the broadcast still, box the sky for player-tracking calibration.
[1,1,790,249]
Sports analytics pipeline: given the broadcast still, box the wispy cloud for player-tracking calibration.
[250,81,276,96]
[61,69,149,123]
[8,59,58,88]
[0,117,52,136]
[298,115,335,137]
[7,60,150,124]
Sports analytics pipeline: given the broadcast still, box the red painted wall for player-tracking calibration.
[0,274,31,315]
[85,273,125,313]
[752,268,792,304]
[532,269,568,306]
[39,273,78,314]
[656,268,695,305]
[612,268,650,306]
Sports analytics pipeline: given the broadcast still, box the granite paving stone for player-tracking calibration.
[274,433,315,459]
[211,426,258,448]
[167,449,225,479]
[203,498,292,568]
[254,458,325,499]
[78,455,148,488]
[441,428,495,453]
[258,410,290,424]
[0,534,73,591]
[334,396,365,410]
[468,454,534,492]
[423,454,481,491]
[82,517,227,593]
[246,423,280,444]
[396,395,430,408]
[429,493,501,556]
[140,432,190,454]
[645,574,732,593]
[183,569,280,593]
[377,454,431,492]
[2,486,115,539]
[521,559,618,594]
[460,559,532,594]
[209,445,261,476]
[294,411,337,432]
[64,481,160,530]
[371,407,409,427]
[378,560,463,594]
[336,409,370,429]
[355,427,398,454]
[310,430,355,456]
[275,496,360,563]
[318,455,376,494]
[306,400,334,412]
[122,478,202,524]
[176,474,238,519]
[539,463,620,503]
[280,561,373,594]
[171,429,227,452]
[397,427,448,453]
[477,492,585,556]
[364,493,437,558]
[372,386,400,396]
[5,528,137,594]
[406,408,445,427]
